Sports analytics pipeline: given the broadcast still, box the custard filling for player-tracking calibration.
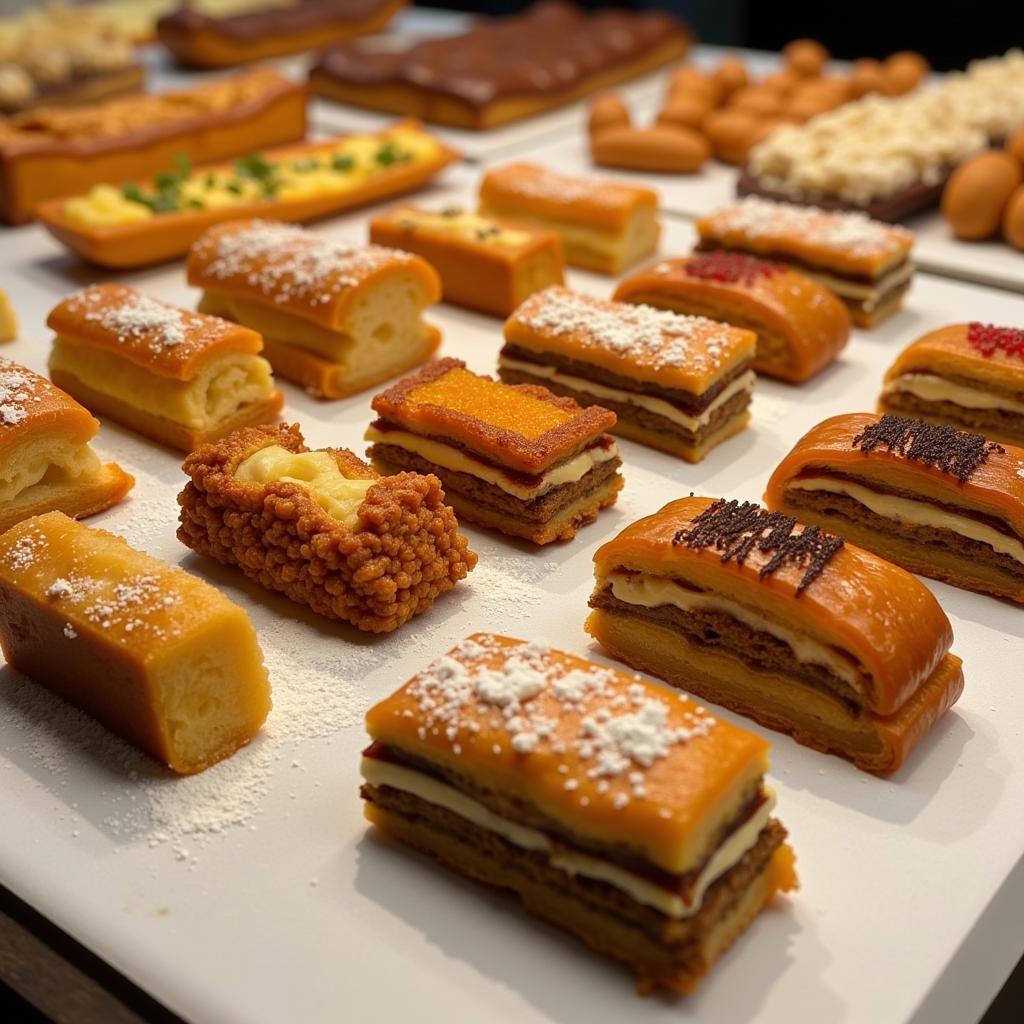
[0,443,99,506]
[883,373,1024,415]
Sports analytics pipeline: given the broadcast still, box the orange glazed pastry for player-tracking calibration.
[178,423,476,633]
[366,358,623,545]
[47,284,283,453]
[0,511,271,774]
[587,497,964,774]
[500,286,756,462]
[614,252,850,383]
[764,412,1024,603]
[189,219,441,399]
[362,633,796,993]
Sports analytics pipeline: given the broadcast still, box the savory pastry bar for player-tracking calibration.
[765,412,1024,603]
[587,497,964,774]
[0,511,270,774]
[178,423,476,633]
[366,358,623,544]
[500,286,756,462]
[362,632,796,993]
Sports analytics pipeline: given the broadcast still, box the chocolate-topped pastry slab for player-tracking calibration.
[310,1,692,130]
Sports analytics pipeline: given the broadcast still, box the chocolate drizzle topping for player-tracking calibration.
[851,414,1004,482]
[673,499,843,594]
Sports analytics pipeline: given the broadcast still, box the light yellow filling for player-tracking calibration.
[0,443,98,506]
[478,202,629,261]
[393,209,531,247]
[883,372,1024,415]
[802,260,914,305]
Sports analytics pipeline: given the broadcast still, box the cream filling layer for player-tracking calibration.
[607,572,865,691]
[0,444,98,505]
[361,755,775,919]
[365,426,618,500]
[498,357,755,432]
[802,259,914,306]
[883,373,1024,415]
[788,476,1024,565]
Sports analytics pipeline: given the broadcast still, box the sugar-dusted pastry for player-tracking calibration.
[0,289,16,342]
[0,357,133,533]
[695,197,915,328]
[587,496,964,773]
[764,412,1024,603]
[500,286,755,462]
[47,285,283,453]
[0,511,270,774]
[614,252,850,383]
[366,358,623,545]
[362,632,796,993]
[879,322,1024,447]
[178,423,476,632]
[478,162,660,275]
[368,204,564,318]
[188,220,441,399]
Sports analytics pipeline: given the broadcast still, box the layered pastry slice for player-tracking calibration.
[614,252,850,383]
[500,286,756,462]
[188,219,442,399]
[765,412,1024,603]
[0,357,133,533]
[0,511,271,774]
[587,496,964,774]
[365,358,623,545]
[880,322,1024,448]
[478,162,660,275]
[369,204,565,318]
[178,422,476,633]
[47,284,283,453]
[695,197,915,328]
[361,632,797,993]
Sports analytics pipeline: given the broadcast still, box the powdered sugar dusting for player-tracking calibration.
[0,361,42,427]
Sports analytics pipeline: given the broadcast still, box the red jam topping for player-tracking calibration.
[967,321,1024,359]
[683,251,786,286]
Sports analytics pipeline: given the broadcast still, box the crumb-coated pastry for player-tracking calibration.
[765,412,1024,603]
[47,284,283,453]
[362,632,796,993]
[366,357,623,545]
[587,496,964,774]
[478,162,660,275]
[500,286,755,462]
[0,511,270,774]
[695,197,914,328]
[0,357,132,533]
[188,219,441,399]
[368,204,564,318]
[0,289,16,342]
[614,252,850,383]
[178,423,476,633]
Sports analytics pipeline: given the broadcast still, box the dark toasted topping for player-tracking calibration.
[967,321,1024,359]
[683,251,786,285]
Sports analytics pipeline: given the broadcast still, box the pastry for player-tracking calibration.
[587,496,964,774]
[0,357,133,533]
[0,289,16,342]
[764,412,1024,603]
[178,423,476,633]
[361,632,797,993]
[478,162,659,275]
[37,122,458,270]
[500,286,755,462]
[941,150,1022,240]
[188,219,441,399]
[368,204,564,318]
[614,252,850,383]
[695,197,915,328]
[310,2,691,130]
[365,358,622,545]
[0,68,306,225]
[0,511,270,774]
[47,284,283,453]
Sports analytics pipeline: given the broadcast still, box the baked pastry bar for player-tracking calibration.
[178,423,476,633]
[0,357,133,533]
[0,511,270,774]
[189,219,441,399]
[764,412,1024,603]
[614,252,850,383]
[879,322,1024,447]
[368,205,564,318]
[695,197,915,328]
[478,162,659,275]
[47,284,283,453]
[500,286,756,462]
[362,632,796,993]
[587,496,964,774]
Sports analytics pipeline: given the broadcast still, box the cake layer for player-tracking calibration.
[880,387,1024,449]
